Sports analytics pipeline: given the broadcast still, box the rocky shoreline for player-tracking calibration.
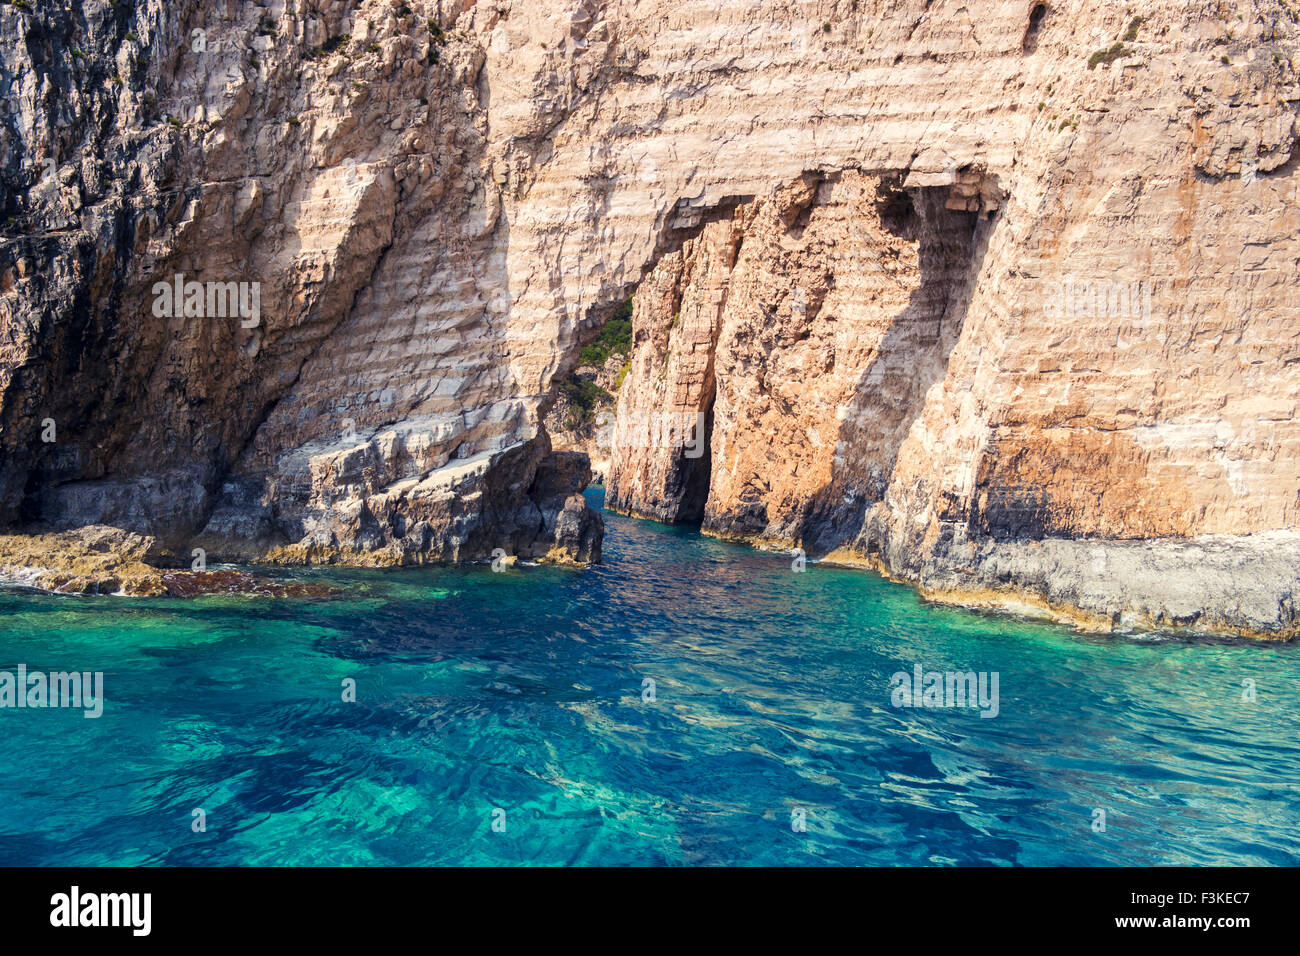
[0,526,340,598]
[1,2,1297,640]
[819,532,1300,643]
[5,503,1296,643]
[601,502,1300,642]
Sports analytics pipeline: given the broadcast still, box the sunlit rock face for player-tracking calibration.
[1,1,1298,632]
[607,164,1300,639]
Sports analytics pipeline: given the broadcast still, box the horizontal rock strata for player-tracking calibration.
[0,1,1296,633]
[609,162,1300,639]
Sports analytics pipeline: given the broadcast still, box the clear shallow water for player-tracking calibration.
[0,488,1297,866]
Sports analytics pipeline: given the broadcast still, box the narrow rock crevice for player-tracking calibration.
[1022,3,1048,54]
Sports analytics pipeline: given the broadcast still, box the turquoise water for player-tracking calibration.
[0,488,1297,866]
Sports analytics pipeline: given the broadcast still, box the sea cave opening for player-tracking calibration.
[548,170,992,551]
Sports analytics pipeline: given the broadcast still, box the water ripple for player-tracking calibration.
[0,488,1296,865]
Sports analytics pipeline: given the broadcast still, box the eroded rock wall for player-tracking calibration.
[610,162,1300,637]
[1,0,1298,632]
[1,0,595,565]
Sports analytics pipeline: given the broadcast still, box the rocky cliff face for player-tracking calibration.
[0,0,603,567]
[608,170,989,540]
[1,1,1298,635]
[608,167,1300,638]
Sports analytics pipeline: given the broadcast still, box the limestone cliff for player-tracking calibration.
[1,1,1297,637]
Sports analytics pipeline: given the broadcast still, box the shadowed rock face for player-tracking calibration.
[609,172,987,546]
[1,1,1299,634]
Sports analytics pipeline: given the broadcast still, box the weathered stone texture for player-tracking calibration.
[0,1,1296,633]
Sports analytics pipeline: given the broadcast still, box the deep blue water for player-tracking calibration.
[0,488,1296,866]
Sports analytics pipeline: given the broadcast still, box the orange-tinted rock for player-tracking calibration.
[1,2,1298,634]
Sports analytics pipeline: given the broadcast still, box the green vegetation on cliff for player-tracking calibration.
[579,298,633,366]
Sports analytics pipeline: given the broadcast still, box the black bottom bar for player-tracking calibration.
[0,866,1286,942]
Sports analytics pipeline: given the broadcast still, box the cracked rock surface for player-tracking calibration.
[0,1,1297,635]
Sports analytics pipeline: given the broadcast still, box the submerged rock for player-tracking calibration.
[156,570,339,599]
